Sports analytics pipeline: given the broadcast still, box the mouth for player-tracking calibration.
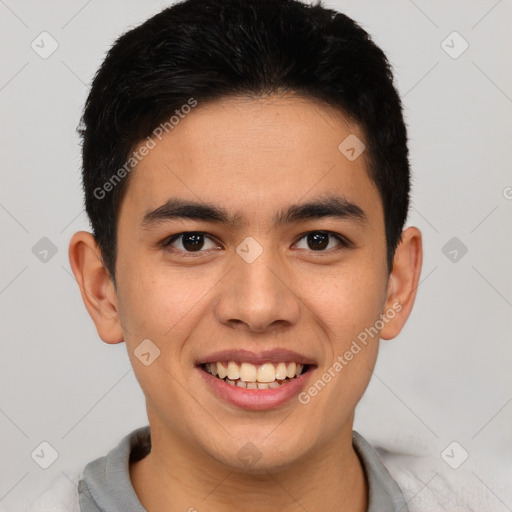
[195,349,317,410]
[199,361,312,389]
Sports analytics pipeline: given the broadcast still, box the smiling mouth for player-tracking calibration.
[200,361,312,389]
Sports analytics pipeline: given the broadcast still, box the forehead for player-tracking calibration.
[119,94,382,229]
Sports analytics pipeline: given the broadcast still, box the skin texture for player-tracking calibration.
[69,94,422,512]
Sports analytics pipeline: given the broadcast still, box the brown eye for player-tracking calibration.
[307,232,329,250]
[180,233,205,251]
[164,232,219,253]
[295,231,351,252]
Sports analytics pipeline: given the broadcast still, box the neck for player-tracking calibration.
[130,419,367,512]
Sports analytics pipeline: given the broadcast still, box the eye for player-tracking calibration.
[161,230,352,257]
[294,231,352,252]
[163,232,220,254]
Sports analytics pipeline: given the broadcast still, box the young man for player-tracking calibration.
[32,0,423,510]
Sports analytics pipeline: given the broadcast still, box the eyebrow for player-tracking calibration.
[141,194,368,230]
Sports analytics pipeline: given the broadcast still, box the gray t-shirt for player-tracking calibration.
[78,426,409,512]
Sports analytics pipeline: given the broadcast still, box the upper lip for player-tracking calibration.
[196,349,317,366]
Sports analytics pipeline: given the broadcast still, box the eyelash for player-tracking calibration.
[161,231,353,257]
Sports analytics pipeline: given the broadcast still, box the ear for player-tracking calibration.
[68,231,124,344]
[380,226,423,340]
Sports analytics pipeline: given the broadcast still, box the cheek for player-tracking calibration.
[296,273,385,442]
[311,273,385,395]
[116,257,218,343]
[316,265,386,339]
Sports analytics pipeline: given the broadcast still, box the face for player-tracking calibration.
[71,94,421,473]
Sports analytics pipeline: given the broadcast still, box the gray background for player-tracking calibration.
[1,0,511,509]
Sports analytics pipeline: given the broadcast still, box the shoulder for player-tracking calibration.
[23,469,82,512]
[375,448,511,512]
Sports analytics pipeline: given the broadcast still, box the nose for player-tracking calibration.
[214,244,301,333]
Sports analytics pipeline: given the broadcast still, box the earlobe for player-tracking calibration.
[68,231,124,344]
[380,226,423,340]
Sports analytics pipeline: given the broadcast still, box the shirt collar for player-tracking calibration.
[78,426,408,512]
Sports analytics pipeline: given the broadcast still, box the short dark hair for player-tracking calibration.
[79,0,410,284]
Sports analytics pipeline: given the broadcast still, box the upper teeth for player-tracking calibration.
[205,361,304,383]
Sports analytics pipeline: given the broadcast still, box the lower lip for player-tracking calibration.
[197,366,315,411]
